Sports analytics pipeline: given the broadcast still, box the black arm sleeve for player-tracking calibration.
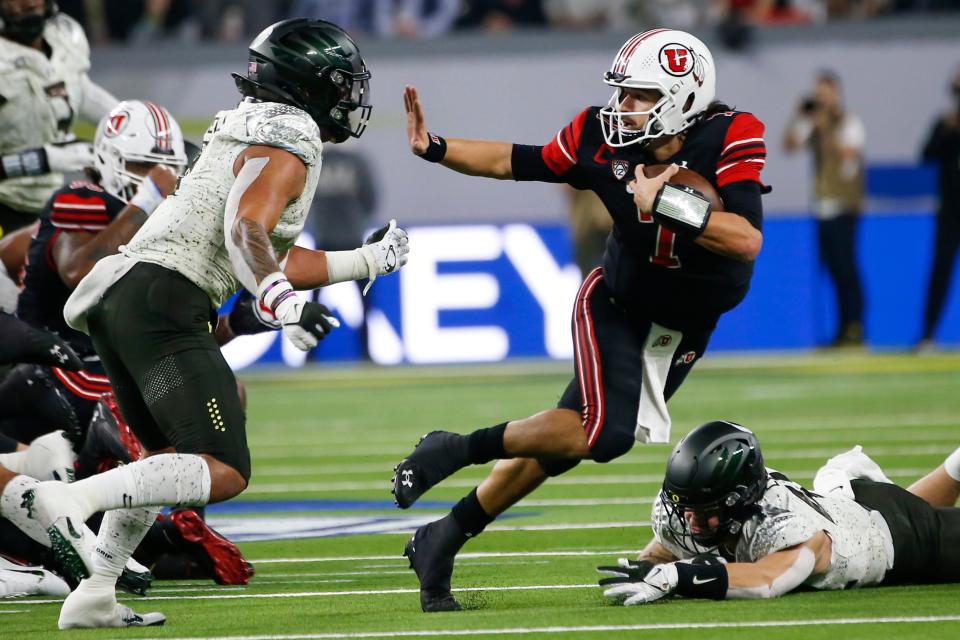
[718,180,764,231]
[510,144,566,184]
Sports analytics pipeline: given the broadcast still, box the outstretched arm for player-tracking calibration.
[600,531,832,605]
[725,531,831,599]
[405,85,513,179]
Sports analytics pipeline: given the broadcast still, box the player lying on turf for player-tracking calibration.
[598,420,960,605]
[393,28,767,613]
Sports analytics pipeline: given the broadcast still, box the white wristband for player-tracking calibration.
[325,249,370,285]
[129,176,165,215]
[257,271,297,320]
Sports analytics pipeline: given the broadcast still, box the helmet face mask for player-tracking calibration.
[0,0,57,43]
[659,421,768,555]
[234,18,372,142]
[600,29,716,148]
[93,100,187,202]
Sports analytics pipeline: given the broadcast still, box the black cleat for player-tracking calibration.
[117,566,154,596]
[392,431,468,509]
[0,312,83,371]
[3,364,82,445]
[403,517,466,613]
[77,395,143,477]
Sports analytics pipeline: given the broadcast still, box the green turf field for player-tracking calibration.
[4,352,960,639]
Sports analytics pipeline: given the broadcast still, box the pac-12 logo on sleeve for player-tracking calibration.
[659,44,694,76]
[611,159,630,181]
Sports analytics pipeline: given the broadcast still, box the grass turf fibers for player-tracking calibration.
[3,353,960,639]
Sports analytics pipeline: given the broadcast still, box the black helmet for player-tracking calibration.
[659,421,767,553]
[232,18,372,143]
[0,0,57,43]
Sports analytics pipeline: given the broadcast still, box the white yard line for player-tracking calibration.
[9,583,597,605]
[136,615,960,640]
[243,467,935,494]
[252,550,640,564]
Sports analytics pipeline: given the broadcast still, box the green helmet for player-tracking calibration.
[232,18,372,143]
[659,420,767,553]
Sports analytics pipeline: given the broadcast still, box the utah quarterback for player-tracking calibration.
[394,28,768,612]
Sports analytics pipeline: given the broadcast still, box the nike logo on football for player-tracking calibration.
[692,576,716,585]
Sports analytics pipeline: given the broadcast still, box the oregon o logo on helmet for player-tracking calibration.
[659,44,694,77]
[105,112,129,137]
[671,493,680,503]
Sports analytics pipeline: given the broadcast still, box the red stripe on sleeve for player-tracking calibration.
[541,108,591,177]
[717,113,766,188]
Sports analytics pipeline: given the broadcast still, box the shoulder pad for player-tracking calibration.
[49,13,90,55]
[245,103,322,165]
[49,186,110,231]
[741,505,817,561]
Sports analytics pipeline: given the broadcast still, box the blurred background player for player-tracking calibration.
[598,420,960,605]
[784,70,867,348]
[0,0,117,236]
[11,18,408,629]
[392,28,767,612]
[917,66,960,351]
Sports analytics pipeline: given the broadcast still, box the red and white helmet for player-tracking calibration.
[93,100,188,201]
[600,29,716,148]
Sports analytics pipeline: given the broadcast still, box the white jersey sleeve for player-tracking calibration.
[735,472,891,590]
[119,99,324,308]
[0,13,95,214]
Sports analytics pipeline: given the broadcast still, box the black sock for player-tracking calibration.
[450,487,494,538]
[0,432,17,453]
[466,422,508,464]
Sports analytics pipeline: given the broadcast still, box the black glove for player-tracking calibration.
[597,558,656,587]
[227,291,279,336]
[292,301,338,344]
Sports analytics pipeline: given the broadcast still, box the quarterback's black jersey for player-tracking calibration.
[18,181,125,356]
[512,106,767,331]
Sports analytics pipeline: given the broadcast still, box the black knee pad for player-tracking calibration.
[537,456,581,477]
[589,427,635,463]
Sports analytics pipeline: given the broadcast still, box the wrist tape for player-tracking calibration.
[257,272,296,318]
[129,176,165,215]
[652,183,713,237]
[0,148,49,179]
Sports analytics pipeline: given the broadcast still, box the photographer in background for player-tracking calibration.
[785,70,866,348]
[917,66,960,352]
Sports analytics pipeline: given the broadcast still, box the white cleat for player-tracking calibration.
[0,557,70,598]
[20,481,94,583]
[58,588,165,629]
[24,431,77,482]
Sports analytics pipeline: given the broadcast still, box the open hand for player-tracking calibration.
[628,163,679,217]
[403,85,430,156]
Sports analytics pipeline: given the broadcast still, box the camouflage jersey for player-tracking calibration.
[651,470,892,590]
[0,14,96,213]
[119,98,323,308]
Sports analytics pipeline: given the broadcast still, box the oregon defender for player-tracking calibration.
[13,19,408,630]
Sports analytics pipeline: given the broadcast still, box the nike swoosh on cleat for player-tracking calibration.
[692,576,716,585]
